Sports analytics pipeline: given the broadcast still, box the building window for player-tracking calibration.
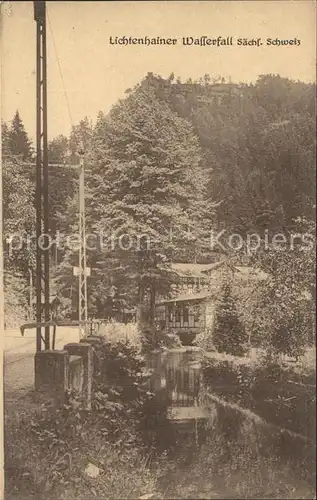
[188,305,195,327]
[167,302,202,328]
[168,305,174,324]
[194,304,201,326]
[175,304,181,327]
[186,303,201,327]
[156,307,166,322]
[183,304,189,326]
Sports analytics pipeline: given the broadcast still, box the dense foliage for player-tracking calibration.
[248,216,316,357]
[2,73,315,355]
[212,276,248,356]
[2,119,36,324]
[202,350,316,440]
[5,335,170,499]
[142,73,315,232]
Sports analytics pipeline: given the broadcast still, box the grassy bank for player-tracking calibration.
[4,332,167,499]
[202,350,316,439]
[7,401,314,500]
[5,332,316,499]
[5,405,162,500]
[158,429,315,499]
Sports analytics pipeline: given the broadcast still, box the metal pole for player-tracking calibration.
[34,1,49,350]
[0,22,6,488]
[82,163,88,326]
[35,8,42,352]
[78,160,83,337]
[78,153,88,337]
[41,2,50,350]
[29,269,33,320]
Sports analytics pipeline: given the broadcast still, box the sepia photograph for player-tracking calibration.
[0,1,316,499]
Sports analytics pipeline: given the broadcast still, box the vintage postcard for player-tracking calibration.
[0,1,316,499]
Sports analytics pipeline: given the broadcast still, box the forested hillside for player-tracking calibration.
[140,73,315,232]
[2,73,316,333]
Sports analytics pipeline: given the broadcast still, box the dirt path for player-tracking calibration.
[4,327,81,419]
[4,355,34,400]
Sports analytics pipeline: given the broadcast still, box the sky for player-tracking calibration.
[1,1,316,142]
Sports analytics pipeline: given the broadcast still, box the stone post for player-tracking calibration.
[64,342,93,410]
[34,350,69,407]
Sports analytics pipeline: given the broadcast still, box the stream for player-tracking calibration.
[145,348,315,500]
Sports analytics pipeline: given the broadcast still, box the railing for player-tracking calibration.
[19,319,106,349]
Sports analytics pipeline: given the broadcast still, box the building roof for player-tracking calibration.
[170,261,225,278]
[156,264,269,305]
[157,291,211,305]
[234,266,268,281]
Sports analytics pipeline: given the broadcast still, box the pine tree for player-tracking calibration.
[143,73,315,233]
[213,279,247,356]
[1,121,11,156]
[69,116,93,164]
[88,87,206,330]
[47,134,76,235]
[48,134,69,164]
[2,128,36,325]
[9,111,33,160]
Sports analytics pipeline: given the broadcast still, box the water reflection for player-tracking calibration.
[147,347,202,407]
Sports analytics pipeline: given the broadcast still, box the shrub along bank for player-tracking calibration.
[202,351,316,440]
[5,335,315,499]
[4,335,171,500]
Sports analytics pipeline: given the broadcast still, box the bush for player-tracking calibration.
[83,334,172,449]
[5,402,161,500]
[140,323,182,353]
[202,351,316,439]
[194,327,217,351]
[270,306,310,359]
[97,321,141,348]
[5,333,171,499]
[213,281,248,356]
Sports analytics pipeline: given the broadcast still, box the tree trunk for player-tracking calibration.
[136,283,146,330]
